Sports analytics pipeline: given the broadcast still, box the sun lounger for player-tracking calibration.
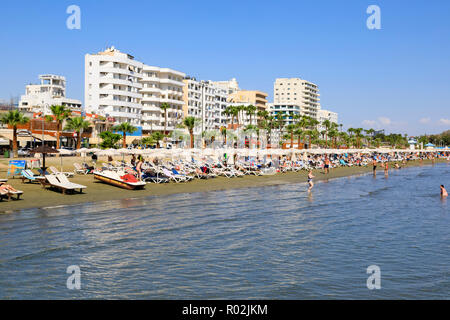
[73,163,88,175]
[172,169,194,181]
[21,170,39,183]
[56,174,87,191]
[45,175,85,194]
[0,185,23,201]
[49,166,74,177]
[162,168,187,183]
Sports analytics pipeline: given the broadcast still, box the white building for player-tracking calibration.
[318,109,338,124]
[183,78,229,135]
[140,65,185,134]
[18,74,82,114]
[273,78,321,120]
[268,103,302,126]
[210,78,240,95]
[317,108,339,131]
[85,47,144,126]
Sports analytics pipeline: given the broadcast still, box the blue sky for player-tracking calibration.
[1,0,449,135]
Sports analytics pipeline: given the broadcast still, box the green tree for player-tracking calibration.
[99,131,122,149]
[285,124,297,149]
[0,110,30,158]
[183,117,198,148]
[151,131,165,148]
[45,105,71,149]
[245,105,257,126]
[64,117,91,149]
[141,136,155,147]
[159,102,171,134]
[112,122,138,149]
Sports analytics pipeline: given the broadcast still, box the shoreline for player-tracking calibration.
[1,159,447,214]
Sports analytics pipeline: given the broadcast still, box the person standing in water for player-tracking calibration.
[308,170,315,191]
[323,157,330,174]
[441,185,448,198]
[372,158,377,176]
[384,162,389,176]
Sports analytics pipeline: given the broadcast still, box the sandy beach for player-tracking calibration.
[0,156,445,213]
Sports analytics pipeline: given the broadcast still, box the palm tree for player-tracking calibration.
[0,110,30,158]
[353,128,364,148]
[64,117,91,149]
[328,128,339,148]
[159,102,170,134]
[294,127,304,150]
[141,136,154,147]
[183,116,197,148]
[339,131,350,148]
[364,128,375,147]
[151,131,165,148]
[257,110,269,126]
[285,124,297,149]
[245,105,257,126]
[99,131,122,149]
[220,127,227,146]
[321,119,331,148]
[45,105,71,149]
[112,122,138,149]
[224,106,235,127]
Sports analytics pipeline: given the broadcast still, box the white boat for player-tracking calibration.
[93,170,146,190]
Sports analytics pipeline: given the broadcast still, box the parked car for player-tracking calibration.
[18,148,30,157]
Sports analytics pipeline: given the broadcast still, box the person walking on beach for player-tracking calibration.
[323,157,330,174]
[308,170,315,191]
[441,185,448,198]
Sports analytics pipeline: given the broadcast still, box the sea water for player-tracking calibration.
[0,163,448,299]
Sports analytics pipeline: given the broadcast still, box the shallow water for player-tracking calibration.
[0,163,449,299]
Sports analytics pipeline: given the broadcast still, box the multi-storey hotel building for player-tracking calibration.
[18,74,82,115]
[182,78,228,134]
[140,66,185,134]
[85,47,144,126]
[273,78,321,120]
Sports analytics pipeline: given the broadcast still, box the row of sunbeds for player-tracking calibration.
[21,169,86,195]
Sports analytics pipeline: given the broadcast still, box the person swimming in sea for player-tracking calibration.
[307,170,315,191]
[441,185,448,198]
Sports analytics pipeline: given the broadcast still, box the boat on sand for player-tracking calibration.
[93,170,146,190]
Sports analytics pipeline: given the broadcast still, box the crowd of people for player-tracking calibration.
[86,150,449,197]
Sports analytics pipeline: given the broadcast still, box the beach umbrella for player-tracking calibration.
[30,145,59,173]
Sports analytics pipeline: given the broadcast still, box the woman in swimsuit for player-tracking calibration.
[308,170,315,191]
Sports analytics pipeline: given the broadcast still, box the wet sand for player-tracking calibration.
[0,157,446,213]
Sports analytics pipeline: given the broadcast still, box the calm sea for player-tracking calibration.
[0,163,449,299]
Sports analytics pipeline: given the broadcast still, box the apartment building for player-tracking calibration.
[18,74,82,115]
[268,103,302,127]
[273,78,320,120]
[317,108,339,131]
[228,90,268,126]
[85,47,144,126]
[210,78,240,95]
[140,65,185,134]
[182,78,228,135]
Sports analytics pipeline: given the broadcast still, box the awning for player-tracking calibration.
[0,133,57,143]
